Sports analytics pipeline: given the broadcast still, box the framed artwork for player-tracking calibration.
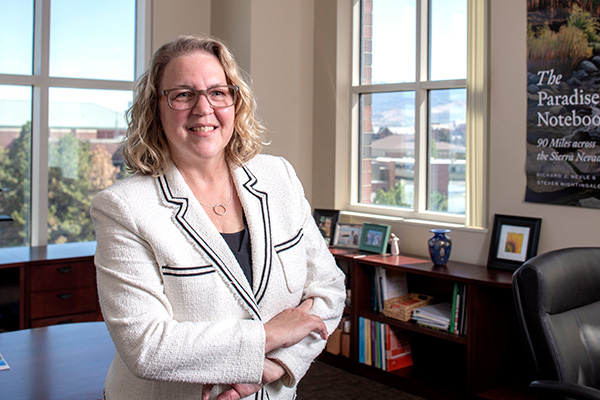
[332,223,362,249]
[313,209,339,245]
[358,223,391,254]
[487,214,542,271]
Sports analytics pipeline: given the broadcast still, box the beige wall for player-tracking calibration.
[248,1,315,201]
[153,0,600,265]
[152,0,211,52]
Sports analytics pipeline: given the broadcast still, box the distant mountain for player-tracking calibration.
[370,91,466,127]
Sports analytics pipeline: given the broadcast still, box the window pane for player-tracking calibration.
[48,88,131,244]
[0,0,34,75]
[0,85,32,248]
[363,0,416,85]
[360,91,415,208]
[50,0,135,80]
[428,89,466,214]
[430,0,467,81]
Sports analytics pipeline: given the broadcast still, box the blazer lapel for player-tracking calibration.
[157,164,261,320]
[233,165,273,305]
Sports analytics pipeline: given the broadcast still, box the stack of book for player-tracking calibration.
[358,317,413,371]
[410,282,468,335]
[412,302,452,330]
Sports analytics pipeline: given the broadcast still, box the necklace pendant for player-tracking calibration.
[213,204,228,216]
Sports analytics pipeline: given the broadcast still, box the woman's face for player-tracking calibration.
[158,50,235,168]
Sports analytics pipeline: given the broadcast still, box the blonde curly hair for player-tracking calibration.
[122,34,267,176]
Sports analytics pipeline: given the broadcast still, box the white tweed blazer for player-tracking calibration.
[91,154,346,400]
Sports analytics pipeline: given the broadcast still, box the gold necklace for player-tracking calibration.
[198,180,233,216]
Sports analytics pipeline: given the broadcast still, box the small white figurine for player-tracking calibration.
[389,233,400,256]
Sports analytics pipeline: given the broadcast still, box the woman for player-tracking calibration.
[90,34,346,400]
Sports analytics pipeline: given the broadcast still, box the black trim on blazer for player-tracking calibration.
[161,265,216,277]
[241,165,273,304]
[274,229,304,253]
[253,387,269,399]
[157,175,262,320]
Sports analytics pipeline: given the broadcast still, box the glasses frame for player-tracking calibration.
[161,85,240,110]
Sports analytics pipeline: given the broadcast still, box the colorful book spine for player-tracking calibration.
[450,282,459,334]
[359,318,413,371]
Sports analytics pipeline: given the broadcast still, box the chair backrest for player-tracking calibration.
[512,247,600,389]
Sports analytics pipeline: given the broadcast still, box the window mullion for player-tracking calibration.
[31,0,50,247]
[414,0,429,214]
[135,0,152,79]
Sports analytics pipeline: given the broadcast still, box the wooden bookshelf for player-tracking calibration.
[323,249,536,400]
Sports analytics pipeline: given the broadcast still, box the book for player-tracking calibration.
[459,285,468,335]
[374,268,384,312]
[358,317,365,364]
[386,325,413,371]
[449,282,459,334]
[383,269,408,300]
[372,267,409,313]
[412,302,452,330]
[365,317,371,365]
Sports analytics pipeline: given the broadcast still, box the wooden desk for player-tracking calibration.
[0,242,100,330]
[0,322,114,400]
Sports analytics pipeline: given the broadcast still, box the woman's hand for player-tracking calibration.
[202,299,326,399]
[264,298,328,354]
[202,358,286,400]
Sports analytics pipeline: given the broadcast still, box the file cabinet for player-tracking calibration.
[0,242,101,330]
[27,259,100,327]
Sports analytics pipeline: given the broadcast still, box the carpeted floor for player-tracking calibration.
[296,361,426,400]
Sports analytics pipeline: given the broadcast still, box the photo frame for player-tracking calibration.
[313,209,339,246]
[358,223,391,254]
[487,214,542,271]
[332,223,362,249]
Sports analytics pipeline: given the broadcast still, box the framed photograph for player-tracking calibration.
[358,223,391,254]
[332,223,362,249]
[313,209,339,245]
[487,214,542,271]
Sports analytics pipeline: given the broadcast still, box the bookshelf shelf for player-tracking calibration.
[323,250,535,400]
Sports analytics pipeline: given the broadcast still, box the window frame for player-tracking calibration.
[348,0,487,228]
[0,0,150,247]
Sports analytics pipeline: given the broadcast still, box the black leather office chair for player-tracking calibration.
[512,247,600,400]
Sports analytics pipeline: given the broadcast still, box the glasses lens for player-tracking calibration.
[166,86,237,110]
[167,89,197,110]
[207,86,236,107]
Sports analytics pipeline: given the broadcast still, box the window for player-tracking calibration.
[351,0,487,227]
[0,0,149,248]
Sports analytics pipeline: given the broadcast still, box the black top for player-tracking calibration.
[221,220,253,285]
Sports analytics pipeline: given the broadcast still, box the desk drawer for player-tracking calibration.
[30,286,98,319]
[30,262,95,292]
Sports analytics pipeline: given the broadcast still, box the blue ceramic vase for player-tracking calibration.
[428,229,452,266]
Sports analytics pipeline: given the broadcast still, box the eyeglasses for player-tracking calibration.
[161,85,239,110]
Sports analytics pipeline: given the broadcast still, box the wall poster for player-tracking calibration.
[526,1,600,208]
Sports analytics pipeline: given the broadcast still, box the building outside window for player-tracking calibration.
[0,0,148,248]
[353,0,486,227]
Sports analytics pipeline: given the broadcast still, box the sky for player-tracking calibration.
[0,0,135,114]
[370,0,467,83]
